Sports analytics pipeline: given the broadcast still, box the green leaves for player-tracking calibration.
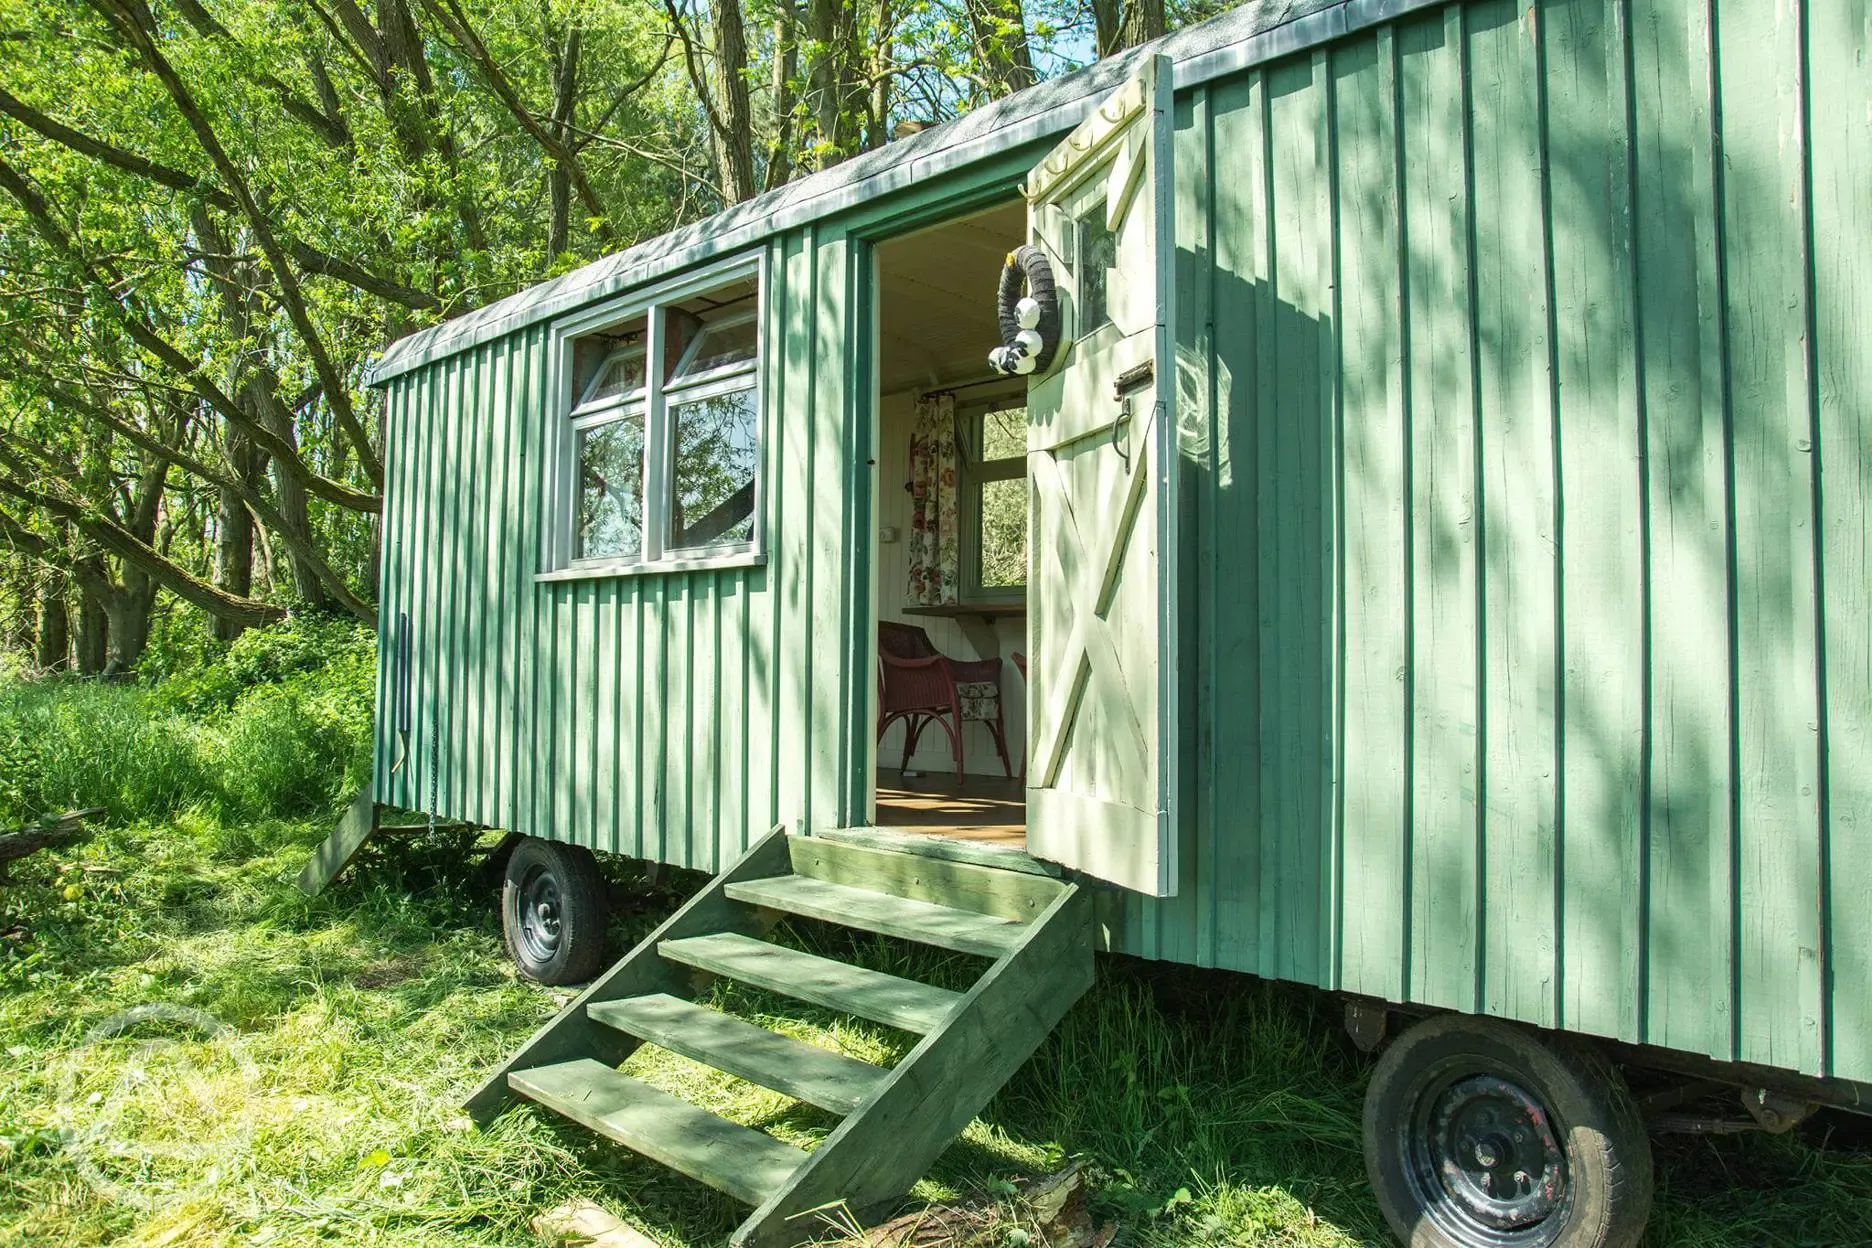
[0,0,1195,663]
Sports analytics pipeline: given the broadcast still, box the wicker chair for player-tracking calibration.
[876,621,1012,780]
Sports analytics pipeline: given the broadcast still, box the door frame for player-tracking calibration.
[838,178,1034,837]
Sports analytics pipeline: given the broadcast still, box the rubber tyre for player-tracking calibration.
[501,838,609,985]
[1362,1015,1654,1248]
[995,244,1062,372]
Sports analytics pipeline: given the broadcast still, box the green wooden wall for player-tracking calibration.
[376,0,1871,1084]
[1124,0,1871,1083]
[374,224,874,873]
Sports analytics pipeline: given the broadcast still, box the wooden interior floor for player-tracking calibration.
[875,769,1026,846]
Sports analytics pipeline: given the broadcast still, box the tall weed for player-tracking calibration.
[0,683,211,825]
[0,616,376,827]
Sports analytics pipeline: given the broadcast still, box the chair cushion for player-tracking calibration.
[957,680,1000,722]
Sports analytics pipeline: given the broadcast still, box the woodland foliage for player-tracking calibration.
[0,0,1222,677]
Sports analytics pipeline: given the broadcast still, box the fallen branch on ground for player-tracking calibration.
[0,808,103,883]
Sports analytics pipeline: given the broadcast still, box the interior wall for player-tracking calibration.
[874,388,1027,778]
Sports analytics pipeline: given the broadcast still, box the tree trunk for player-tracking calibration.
[1119,0,1164,50]
[966,0,1035,97]
[102,457,166,676]
[75,585,108,676]
[365,509,382,611]
[804,0,848,168]
[246,378,331,609]
[764,7,797,190]
[35,584,68,671]
[548,159,571,257]
[1090,0,1120,56]
[545,17,580,255]
[865,0,893,149]
[213,431,258,642]
[710,0,757,203]
[1091,0,1161,55]
[103,579,156,676]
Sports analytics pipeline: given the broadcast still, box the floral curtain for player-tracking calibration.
[906,392,959,606]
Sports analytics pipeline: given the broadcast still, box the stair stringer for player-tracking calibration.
[731,882,1096,1248]
[464,825,792,1124]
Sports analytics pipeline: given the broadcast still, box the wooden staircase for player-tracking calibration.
[466,826,1094,1247]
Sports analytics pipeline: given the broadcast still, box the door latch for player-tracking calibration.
[1111,361,1154,471]
[1112,396,1133,470]
[1112,359,1155,399]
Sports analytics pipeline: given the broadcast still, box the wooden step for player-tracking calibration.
[509,1059,806,1207]
[787,835,1066,922]
[659,932,962,1034]
[728,883,1094,1247]
[465,825,798,1128]
[726,874,1027,958]
[587,993,887,1115]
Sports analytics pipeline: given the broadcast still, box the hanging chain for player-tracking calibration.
[426,698,438,837]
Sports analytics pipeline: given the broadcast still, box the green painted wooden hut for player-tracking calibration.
[350,0,1872,1242]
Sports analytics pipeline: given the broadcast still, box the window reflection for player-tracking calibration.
[577,416,645,559]
[1075,209,1115,335]
[669,389,758,550]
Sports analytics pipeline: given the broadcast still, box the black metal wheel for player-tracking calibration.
[514,863,564,964]
[501,837,608,985]
[1363,1016,1653,1248]
[1405,1067,1569,1244]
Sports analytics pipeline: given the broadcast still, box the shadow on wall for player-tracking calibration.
[1157,0,1867,1080]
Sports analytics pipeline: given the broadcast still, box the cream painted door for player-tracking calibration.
[1024,54,1178,897]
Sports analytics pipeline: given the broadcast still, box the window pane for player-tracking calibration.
[1075,209,1115,336]
[585,346,646,404]
[577,416,644,560]
[979,406,1026,463]
[669,387,758,550]
[576,317,648,407]
[674,317,758,381]
[978,477,1026,588]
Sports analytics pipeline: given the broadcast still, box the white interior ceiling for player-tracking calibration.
[875,201,1026,396]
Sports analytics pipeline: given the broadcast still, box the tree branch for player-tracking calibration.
[36,378,375,623]
[93,0,383,489]
[0,445,285,629]
[0,155,381,514]
[421,0,615,242]
[170,0,354,148]
[0,84,440,311]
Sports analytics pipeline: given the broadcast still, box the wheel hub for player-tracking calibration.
[518,867,564,962]
[1427,1075,1566,1233]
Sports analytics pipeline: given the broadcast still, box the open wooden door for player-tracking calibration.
[1023,55,1178,897]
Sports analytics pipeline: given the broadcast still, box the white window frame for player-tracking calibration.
[539,253,767,581]
[667,309,759,391]
[957,395,1029,605]
[571,338,649,420]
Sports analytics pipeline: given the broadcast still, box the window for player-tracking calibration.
[552,264,763,576]
[1074,208,1115,336]
[960,400,1028,601]
[669,385,758,549]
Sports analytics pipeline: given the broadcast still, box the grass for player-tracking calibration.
[0,617,374,829]
[3,813,1870,1247]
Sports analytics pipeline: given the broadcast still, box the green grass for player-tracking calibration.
[1,814,1869,1247]
[0,617,375,829]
